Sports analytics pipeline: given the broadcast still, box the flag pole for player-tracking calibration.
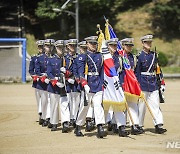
[125,102,135,125]
[142,97,157,123]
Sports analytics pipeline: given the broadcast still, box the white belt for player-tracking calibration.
[88,72,99,76]
[141,72,155,76]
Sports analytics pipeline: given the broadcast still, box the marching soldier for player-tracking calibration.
[78,41,95,132]
[74,36,106,138]
[105,38,130,137]
[63,39,81,128]
[29,40,44,125]
[47,40,70,132]
[136,34,167,134]
[35,39,55,127]
[120,38,143,135]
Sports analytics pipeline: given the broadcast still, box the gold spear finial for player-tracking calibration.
[96,24,102,34]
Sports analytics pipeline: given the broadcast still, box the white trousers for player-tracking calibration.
[105,106,126,127]
[60,96,70,124]
[39,90,48,120]
[128,102,139,126]
[49,93,60,124]
[76,91,105,126]
[86,104,94,118]
[138,90,164,126]
[35,89,42,114]
[67,92,81,120]
[46,93,50,119]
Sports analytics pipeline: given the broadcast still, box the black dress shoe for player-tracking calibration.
[42,118,50,127]
[107,121,113,131]
[74,125,84,137]
[112,124,118,134]
[97,124,107,138]
[137,126,145,133]
[155,125,167,134]
[48,122,53,128]
[62,121,70,133]
[51,124,58,131]
[70,119,76,128]
[118,125,129,137]
[131,125,142,135]
[85,120,94,132]
[39,118,44,125]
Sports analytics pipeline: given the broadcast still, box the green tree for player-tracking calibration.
[158,52,168,67]
[151,0,180,39]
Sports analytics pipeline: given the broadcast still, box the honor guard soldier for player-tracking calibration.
[29,40,44,125]
[75,36,106,138]
[136,34,167,134]
[35,39,55,127]
[47,40,70,132]
[63,39,81,128]
[121,38,143,135]
[105,38,130,137]
[78,41,95,132]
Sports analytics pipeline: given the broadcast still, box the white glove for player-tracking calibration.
[84,85,90,94]
[44,78,50,84]
[56,82,65,88]
[41,73,47,76]
[68,78,75,84]
[54,77,59,80]
[37,78,39,81]
[60,67,66,73]
[160,85,165,92]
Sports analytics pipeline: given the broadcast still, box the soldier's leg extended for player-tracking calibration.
[147,90,166,134]
[128,101,143,135]
[105,106,114,131]
[67,92,74,125]
[49,93,60,131]
[71,92,81,128]
[91,91,106,138]
[138,95,147,131]
[75,92,92,137]
[85,103,94,132]
[45,93,51,126]
[60,96,70,133]
[114,111,129,137]
[39,90,48,126]
[35,88,43,125]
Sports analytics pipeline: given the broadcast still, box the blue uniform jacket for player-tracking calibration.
[35,53,49,91]
[136,50,158,92]
[65,53,79,93]
[47,54,66,95]
[29,55,37,88]
[77,50,104,93]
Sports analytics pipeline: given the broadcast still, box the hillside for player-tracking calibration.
[114,2,180,66]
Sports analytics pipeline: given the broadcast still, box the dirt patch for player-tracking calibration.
[0,80,180,154]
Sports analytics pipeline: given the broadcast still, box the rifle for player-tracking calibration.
[59,55,67,97]
[83,51,89,106]
[155,47,165,103]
